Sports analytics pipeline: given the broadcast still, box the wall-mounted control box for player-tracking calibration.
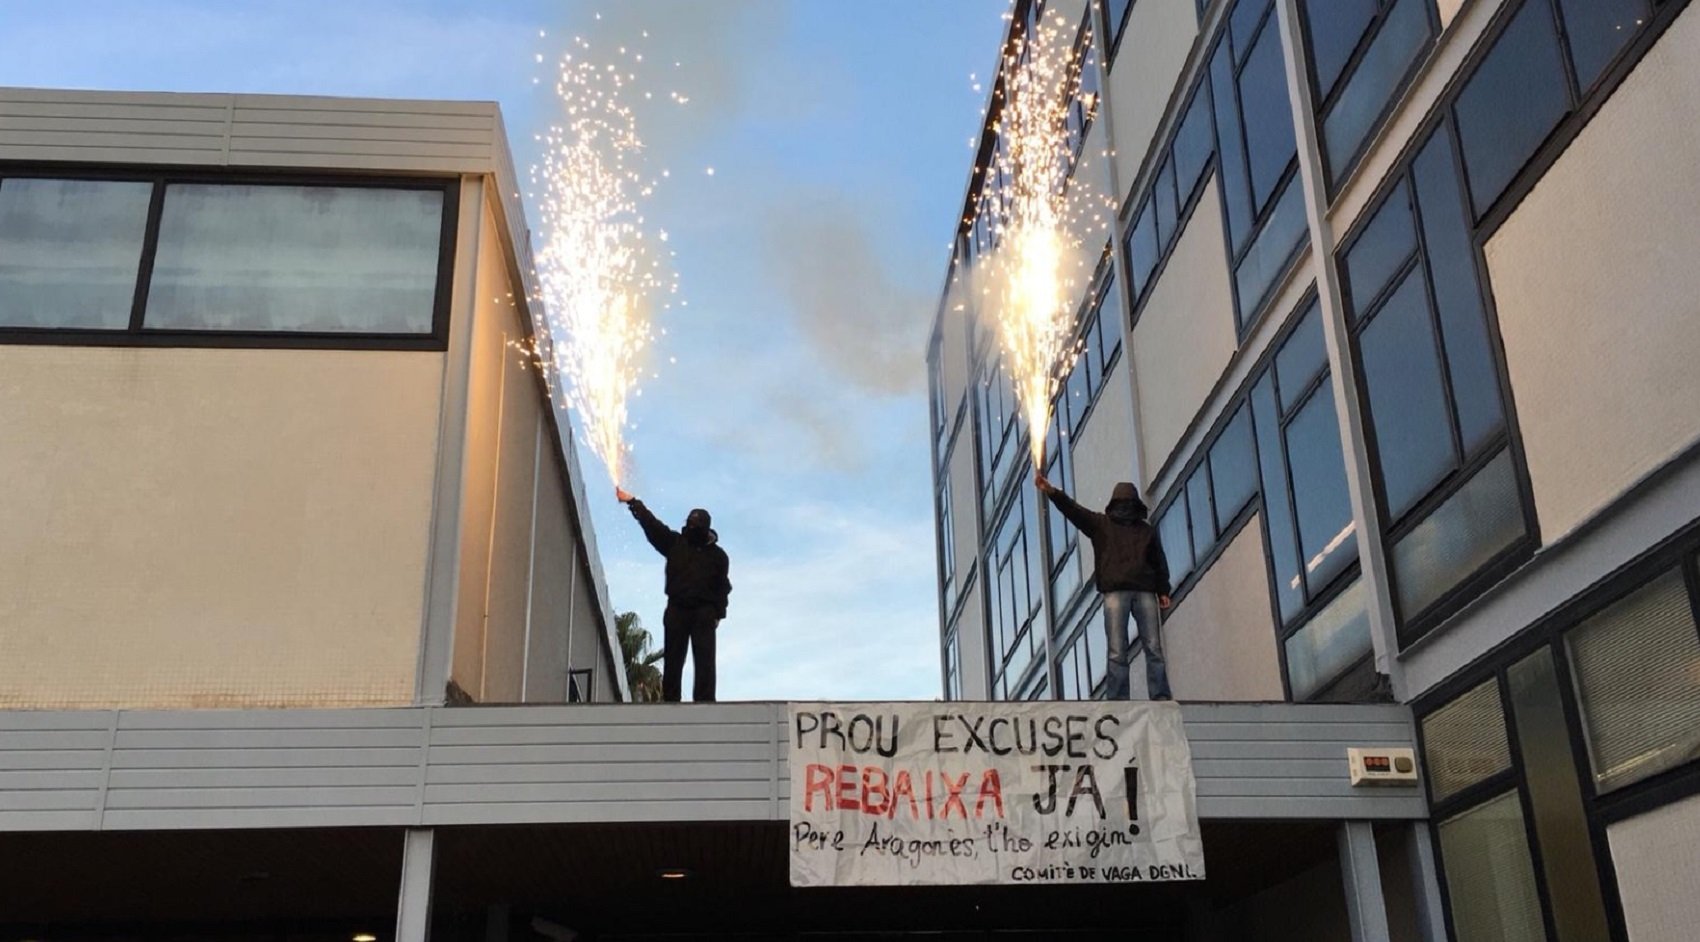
[1347,747,1420,786]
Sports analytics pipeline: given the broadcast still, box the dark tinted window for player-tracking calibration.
[1343,178,1418,317]
[1252,375,1306,621]
[1097,272,1124,364]
[1173,83,1216,204]
[1106,0,1135,53]
[1127,199,1160,295]
[1285,385,1358,592]
[1233,179,1308,327]
[1210,404,1259,530]
[1359,268,1457,519]
[1453,0,1571,217]
[1412,126,1504,453]
[1320,0,1433,175]
[1187,467,1215,562]
[1210,43,1255,248]
[1302,0,1377,101]
[1275,300,1328,411]
[1559,0,1649,90]
[1159,496,1195,585]
[1238,19,1300,213]
[1154,160,1179,247]
[1230,0,1272,65]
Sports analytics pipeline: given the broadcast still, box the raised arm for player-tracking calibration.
[1036,473,1100,539]
[622,495,678,556]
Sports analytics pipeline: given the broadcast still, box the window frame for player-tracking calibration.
[0,164,459,351]
[1295,0,1441,195]
[1337,114,1540,646]
[1413,524,1700,942]
[1100,0,1137,68]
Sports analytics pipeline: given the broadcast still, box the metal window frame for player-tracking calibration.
[0,163,459,352]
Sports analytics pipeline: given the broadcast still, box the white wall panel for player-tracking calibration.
[1485,4,1700,543]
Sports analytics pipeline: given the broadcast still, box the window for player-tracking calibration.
[1211,0,1308,329]
[1416,543,1700,942]
[1451,0,1655,220]
[1103,0,1134,63]
[0,171,454,345]
[977,357,1023,526]
[1209,404,1257,531]
[1066,14,1101,163]
[937,472,959,608]
[1300,0,1437,189]
[1124,74,1217,315]
[1566,568,1700,793]
[1251,296,1366,697]
[989,488,1045,697]
[1342,120,1530,639]
[0,178,151,329]
[943,628,963,701]
[1044,406,1084,612]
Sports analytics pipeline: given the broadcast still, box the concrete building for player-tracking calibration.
[2,87,1433,942]
[929,1,1700,940]
[0,87,625,711]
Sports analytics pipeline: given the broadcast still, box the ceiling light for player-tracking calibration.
[657,868,692,880]
[353,934,378,942]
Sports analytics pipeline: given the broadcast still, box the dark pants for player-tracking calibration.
[662,604,719,702]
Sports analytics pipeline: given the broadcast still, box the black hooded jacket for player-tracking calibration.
[627,499,732,616]
[1049,491,1173,596]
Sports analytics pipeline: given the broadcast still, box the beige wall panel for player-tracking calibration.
[569,554,606,699]
[1608,792,1700,942]
[479,343,541,703]
[1131,177,1237,483]
[1436,0,1467,28]
[1071,357,1140,544]
[1486,7,1700,542]
[1160,514,1285,701]
[450,210,509,696]
[1106,0,1200,195]
[524,451,575,703]
[0,346,441,708]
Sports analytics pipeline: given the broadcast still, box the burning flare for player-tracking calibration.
[980,6,1098,470]
[530,33,679,486]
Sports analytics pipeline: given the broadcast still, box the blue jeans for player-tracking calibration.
[1103,590,1170,700]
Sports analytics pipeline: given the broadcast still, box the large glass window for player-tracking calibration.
[1209,404,1258,531]
[1566,568,1700,793]
[147,184,443,333]
[0,172,450,342]
[989,488,1045,697]
[1450,0,1661,219]
[1436,792,1549,942]
[1344,121,1527,638]
[1211,0,1307,328]
[0,178,152,329]
[1103,0,1135,62]
[1124,75,1217,317]
[1302,0,1436,188]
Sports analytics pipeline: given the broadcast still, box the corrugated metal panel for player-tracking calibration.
[0,87,501,174]
[0,702,1425,832]
[99,709,423,831]
[0,711,109,830]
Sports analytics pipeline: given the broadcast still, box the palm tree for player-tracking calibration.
[616,611,664,702]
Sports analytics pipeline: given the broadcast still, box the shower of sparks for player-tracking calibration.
[977,5,1106,470]
[529,32,682,487]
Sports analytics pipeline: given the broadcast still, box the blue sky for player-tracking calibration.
[0,1,1008,700]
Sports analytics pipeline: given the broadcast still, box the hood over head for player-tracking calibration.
[1105,482,1149,524]
[684,508,717,546]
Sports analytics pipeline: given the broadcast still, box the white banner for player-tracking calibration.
[788,701,1205,887]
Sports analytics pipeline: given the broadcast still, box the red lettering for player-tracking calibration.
[889,769,919,820]
[836,764,859,811]
[804,763,835,812]
[940,772,971,819]
[974,769,1005,818]
[925,770,935,819]
[861,767,890,816]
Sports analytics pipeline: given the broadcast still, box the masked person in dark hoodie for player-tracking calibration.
[616,488,732,702]
[1034,473,1174,700]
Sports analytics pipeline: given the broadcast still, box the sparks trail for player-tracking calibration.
[975,5,1114,470]
[528,29,683,487]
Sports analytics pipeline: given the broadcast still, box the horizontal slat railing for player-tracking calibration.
[0,702,1425,831]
